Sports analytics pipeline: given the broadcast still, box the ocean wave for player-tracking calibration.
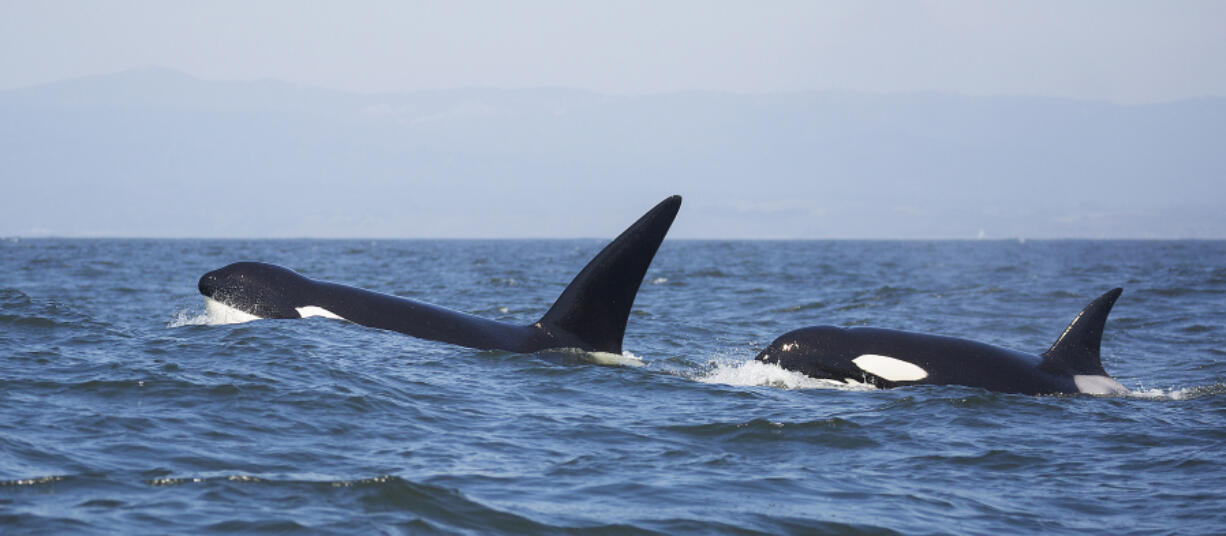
[1125,383,1226,401]
[0,287,91,330]
[144,473,574,533]
[146,473,401,487]
[776,300,828,313]
[662,417,883,450]
[7,239,1226,535]
[0,475,67,487]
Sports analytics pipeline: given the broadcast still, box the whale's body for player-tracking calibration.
[756,289,1128,395]
[198,196,681,354]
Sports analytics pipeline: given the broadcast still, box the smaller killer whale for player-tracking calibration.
[197,196,681,354]
[755,288,1129,395]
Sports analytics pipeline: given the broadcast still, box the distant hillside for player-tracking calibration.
[3,68,1224,238]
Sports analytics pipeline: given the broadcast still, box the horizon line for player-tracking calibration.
[8,66,1225,107]
[6,235,1224,242]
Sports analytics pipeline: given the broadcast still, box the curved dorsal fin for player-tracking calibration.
[537,196,681,353]
[1039,288,1123,376]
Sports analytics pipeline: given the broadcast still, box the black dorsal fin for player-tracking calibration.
[537,196,681,354]
[1039,288,1123,376]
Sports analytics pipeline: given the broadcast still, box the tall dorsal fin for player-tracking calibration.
[1039,288,1123,376]
[537,196,681,353]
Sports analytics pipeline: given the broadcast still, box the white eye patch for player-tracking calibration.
[295,306,345,320]
[852,354,929,382]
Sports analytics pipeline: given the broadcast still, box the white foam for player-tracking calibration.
[169,298,262,327]
[1122,385,1212,401]
[696,359,875,390]
[853,354,928,382]
[167,309,211,328]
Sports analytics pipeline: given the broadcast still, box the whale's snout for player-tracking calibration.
[194,263,305,319]
[198,271,219,297]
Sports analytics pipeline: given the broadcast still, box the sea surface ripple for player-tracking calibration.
[2,239,1224,534]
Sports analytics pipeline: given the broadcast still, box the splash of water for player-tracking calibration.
[696,358,874,390]
[1124,383,1226,401]
[167,298,260,327]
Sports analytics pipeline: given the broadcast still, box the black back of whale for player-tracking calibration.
[198,196,681,354]
[755,288,1124,395]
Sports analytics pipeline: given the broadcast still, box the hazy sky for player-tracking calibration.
[3,0,1225,103]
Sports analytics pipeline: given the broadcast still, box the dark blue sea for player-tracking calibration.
[3,238,1225,534]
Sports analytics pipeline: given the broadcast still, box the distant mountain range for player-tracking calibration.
[3,68,1223,238]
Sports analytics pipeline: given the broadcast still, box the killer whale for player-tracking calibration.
[197,195,681,354]
[755,288,1128,395]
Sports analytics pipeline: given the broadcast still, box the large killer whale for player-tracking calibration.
[755,288,1129,395]
[197,195,681,354]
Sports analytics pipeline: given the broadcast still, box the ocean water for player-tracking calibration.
[2,238,1225,534]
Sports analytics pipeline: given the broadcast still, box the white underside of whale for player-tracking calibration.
[202,298,347,324]
[204,298,261,324]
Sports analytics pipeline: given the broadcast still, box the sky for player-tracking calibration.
[2,1,1225,239]
[2,0,1225,103]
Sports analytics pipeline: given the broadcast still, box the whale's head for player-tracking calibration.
[754,326,859,381]
[198,262,309,319]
